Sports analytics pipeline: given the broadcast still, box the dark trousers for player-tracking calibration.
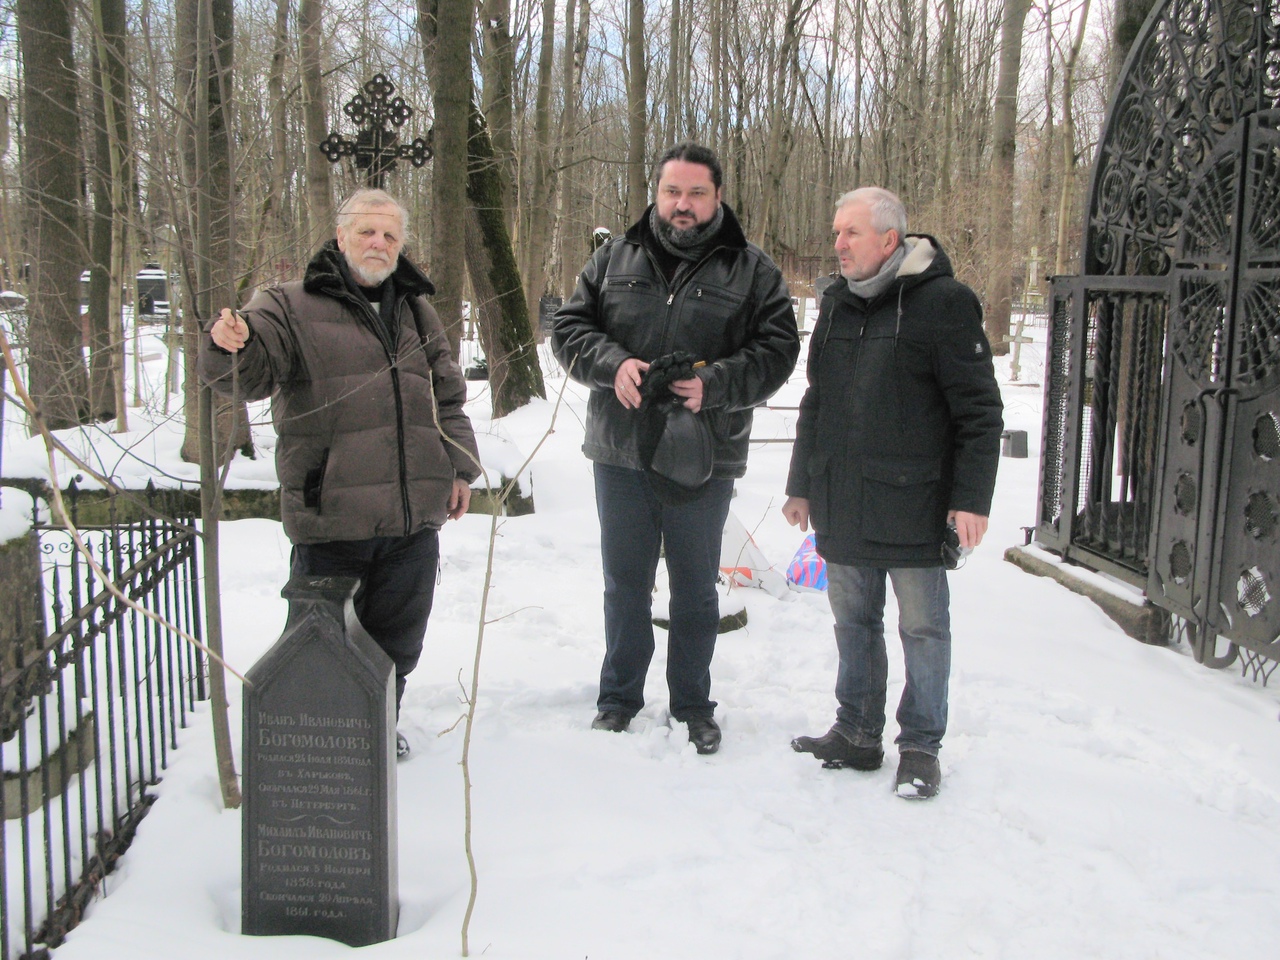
[594,463,734,721]
[290,527,440,713]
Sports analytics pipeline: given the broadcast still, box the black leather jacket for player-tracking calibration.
[552,204,800,477]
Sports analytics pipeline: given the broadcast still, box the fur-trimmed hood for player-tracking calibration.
[302,239,435,300]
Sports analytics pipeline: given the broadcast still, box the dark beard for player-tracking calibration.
[656,214,711,249]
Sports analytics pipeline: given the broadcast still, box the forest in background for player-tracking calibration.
[0,0,1154,437]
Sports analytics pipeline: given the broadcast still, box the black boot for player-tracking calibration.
[895,750,941,799]
[791,726,883,770]
[591,710,632,732]
[686,716,721,755]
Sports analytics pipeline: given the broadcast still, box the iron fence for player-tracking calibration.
[1,481,205,960]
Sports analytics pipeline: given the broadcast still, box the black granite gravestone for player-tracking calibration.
[538,295,563,333]
[242,575,397,946]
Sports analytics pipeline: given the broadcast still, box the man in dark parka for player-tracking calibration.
[200,188,480,760]
[782,187,1003,798]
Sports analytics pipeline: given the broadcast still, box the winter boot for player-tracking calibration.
[791,726,883,770]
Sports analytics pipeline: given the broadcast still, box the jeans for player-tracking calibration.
[594,463,734,721]
[826,563,951,756]
[291,527,440,714]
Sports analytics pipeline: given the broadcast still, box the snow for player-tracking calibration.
[8,313,1280,959]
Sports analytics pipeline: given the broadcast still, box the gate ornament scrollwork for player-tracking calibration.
[1041,0,1280,675]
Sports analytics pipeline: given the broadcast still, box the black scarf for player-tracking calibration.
[649,204,725,263]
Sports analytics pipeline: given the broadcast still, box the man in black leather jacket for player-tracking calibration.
[553,142,799,754]
[783,187,1003,798]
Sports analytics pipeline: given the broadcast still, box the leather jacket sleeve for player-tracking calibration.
[697,257,799,413]
[550,243,634,390]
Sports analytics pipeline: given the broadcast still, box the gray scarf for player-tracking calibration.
[847,241,908,300]
[650,204,725,262]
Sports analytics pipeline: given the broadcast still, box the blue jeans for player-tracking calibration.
[291,527,440,714]
[594,464,734,720]
[826,563,951,756]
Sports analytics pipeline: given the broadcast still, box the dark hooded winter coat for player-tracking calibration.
[199,241,480,545]
[551,203,800,477]
[785,235,1003,567]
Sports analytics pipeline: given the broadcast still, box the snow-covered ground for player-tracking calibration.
[5,314,1280,959]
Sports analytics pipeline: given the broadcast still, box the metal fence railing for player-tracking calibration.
[1,482,205,960]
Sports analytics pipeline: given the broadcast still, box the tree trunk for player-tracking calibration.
[463,106,546,417]
[481,0,517,233]
[423,0,546,416]
[179,0,250,465]
[754,0,810,250]
[17,0,90,431]
[87,0,130,422]
[626,0,648,222]
[986,0,1031,356]
[1056,0,1093,276]
[1111,0,1158,87]
[299,0,334,254]
[556,0,590,299]
[421,0,471,352]
[522,0,558,321]
[90,0,131,431]
[241,0,291,296]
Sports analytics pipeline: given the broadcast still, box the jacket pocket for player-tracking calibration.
[860,456,943,545]
[807,451,832,531]
[303,448,329,510]
[603,274,656,293]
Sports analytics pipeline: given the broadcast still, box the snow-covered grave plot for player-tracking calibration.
[3,308,1280,960]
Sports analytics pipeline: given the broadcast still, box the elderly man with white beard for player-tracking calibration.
[200,188,480,761]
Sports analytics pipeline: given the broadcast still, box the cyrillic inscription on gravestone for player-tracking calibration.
[243,575,397,946]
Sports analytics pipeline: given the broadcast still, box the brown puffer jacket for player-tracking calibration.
[199,241,480,545]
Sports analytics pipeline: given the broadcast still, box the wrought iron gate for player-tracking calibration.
[1038,0,1280,668]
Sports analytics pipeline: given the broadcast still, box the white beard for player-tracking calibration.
[347,255,395,286]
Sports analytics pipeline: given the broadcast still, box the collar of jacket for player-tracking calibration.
[825,232,953,308]
[302,239,436,301]
[624,201,750,252]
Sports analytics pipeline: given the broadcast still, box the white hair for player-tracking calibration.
[336,189,410,239]
[835,187,907,237]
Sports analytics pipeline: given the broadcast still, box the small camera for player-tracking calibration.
[941,521,972,570]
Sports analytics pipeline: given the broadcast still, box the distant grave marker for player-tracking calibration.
[242,575,398,946]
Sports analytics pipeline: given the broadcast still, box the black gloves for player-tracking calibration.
[638,351,701,407]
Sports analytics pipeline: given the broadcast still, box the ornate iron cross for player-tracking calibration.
[317,74,432,188]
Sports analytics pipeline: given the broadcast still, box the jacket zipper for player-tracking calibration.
[642,243,725,354]
[339,288,414,535]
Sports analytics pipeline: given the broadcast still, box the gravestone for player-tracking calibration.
[243,575,397,946]
[538,295,563,333]
[135,262,168,316]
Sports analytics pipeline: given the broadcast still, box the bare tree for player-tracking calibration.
[987,0,1032,355]
[85,0,130,424]
[421,0,471,350]
[241,0,292,295]
[17,0,90,431]
[522,0,559,320]
[482,0,518,231]
[299,0,334,253]
[626,0,648,221]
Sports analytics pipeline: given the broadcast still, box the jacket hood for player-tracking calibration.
[825,233,956,306]
[624,201,750,251]
[302,239,436,299]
